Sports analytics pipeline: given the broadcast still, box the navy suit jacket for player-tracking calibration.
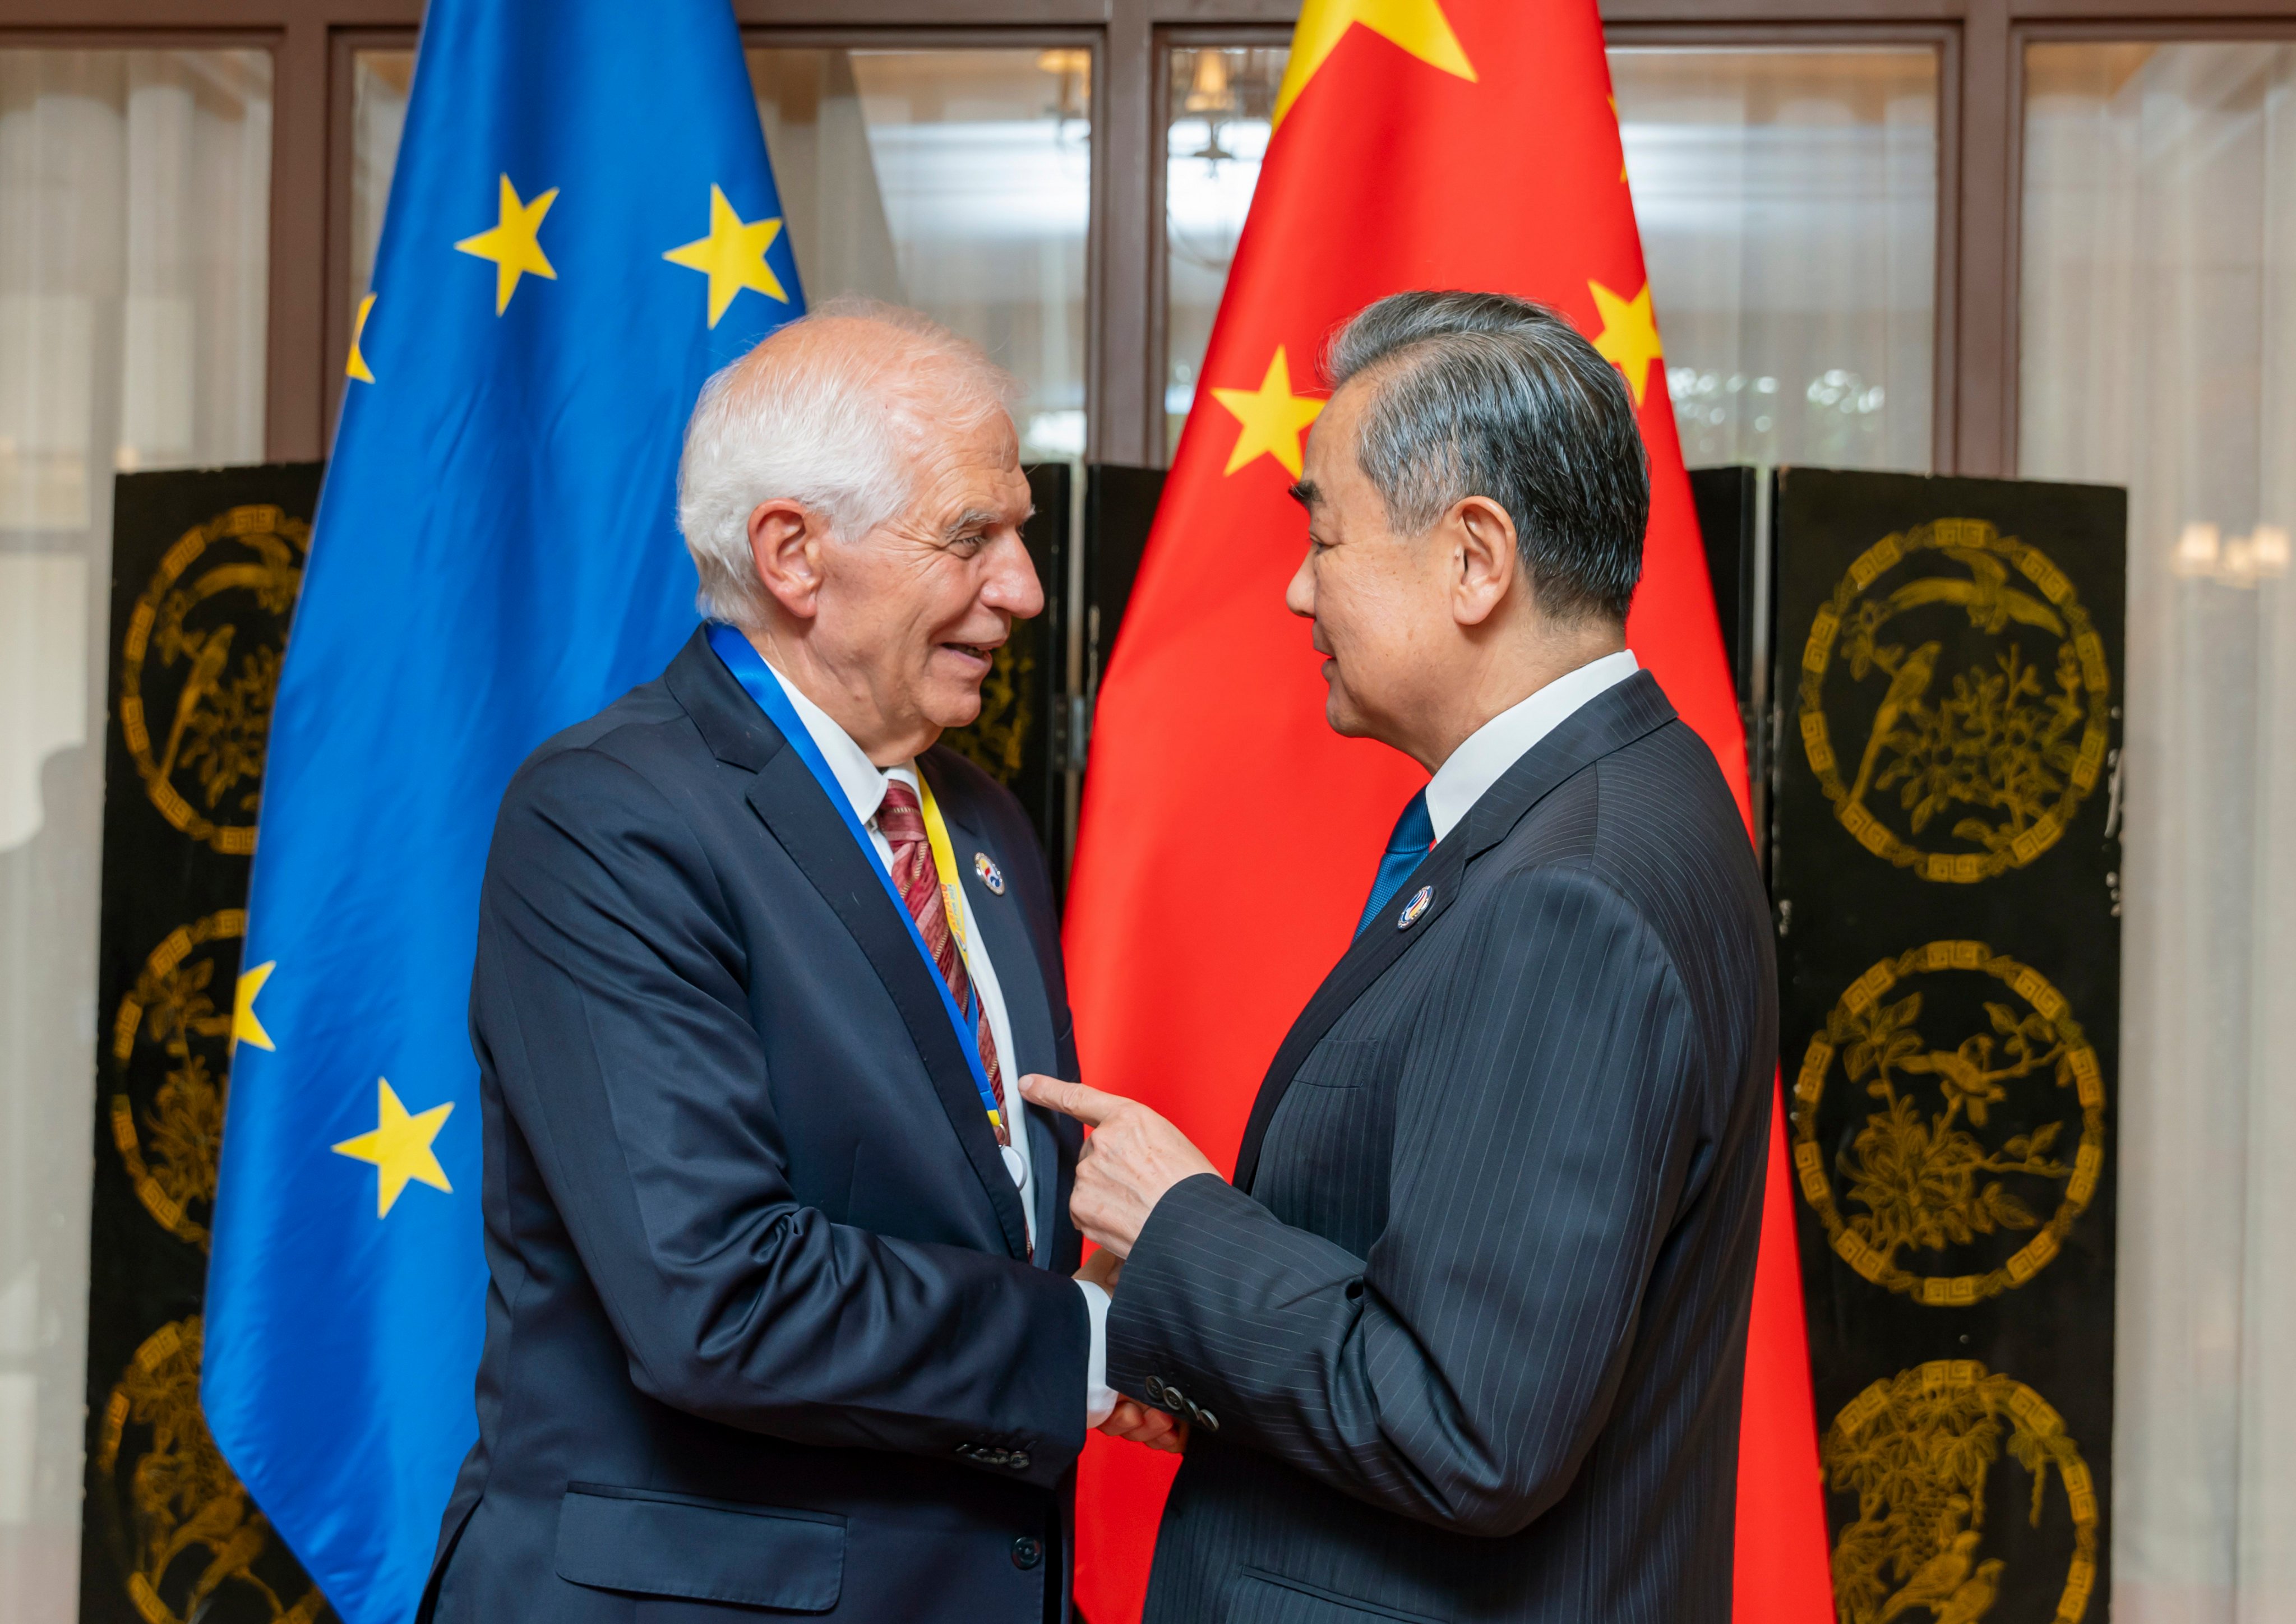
[422,628,1089,1624]
[1109,673,1777,1623]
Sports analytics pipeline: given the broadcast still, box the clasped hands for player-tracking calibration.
[1017,1072,1219,1458]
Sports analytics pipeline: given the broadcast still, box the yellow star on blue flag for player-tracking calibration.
[230,960,275,1053]
[664,183,790,327]
[455,174,559,313]
[331,1079,455,1217]
[345,295,377,383]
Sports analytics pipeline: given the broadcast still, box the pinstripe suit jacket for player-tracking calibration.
[1107,672,1775,1624]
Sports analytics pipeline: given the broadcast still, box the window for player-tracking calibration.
[0,45,270,1607]
[1160,43,1942,473]
[1615,47,1939,471]
[752,48,1093,466]
[1163,45,1286,457]
[349,50,412,330]
[349,45,1094,468]
[2019,40,2296,1609]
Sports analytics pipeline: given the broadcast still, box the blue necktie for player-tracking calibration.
[1355,789,1435,936]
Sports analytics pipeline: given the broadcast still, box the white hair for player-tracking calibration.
[676,295,1024,628]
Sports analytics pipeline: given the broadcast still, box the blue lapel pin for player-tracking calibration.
[1397,885,1433,929]
[973,852,1006,895]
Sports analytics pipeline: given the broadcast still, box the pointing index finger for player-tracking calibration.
[1017,1072,1121,1126]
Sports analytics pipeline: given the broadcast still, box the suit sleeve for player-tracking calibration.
[1104,864,1702,1534]
[472,746,1087,1484]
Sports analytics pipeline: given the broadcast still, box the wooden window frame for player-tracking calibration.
[4,0,2294,473]
[1151,23,1961,469]
[1151,25,1291,466]
[324,21,413,443]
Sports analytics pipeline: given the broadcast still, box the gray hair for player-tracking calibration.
[677,295,1023,628]
[1323,290,1649,623]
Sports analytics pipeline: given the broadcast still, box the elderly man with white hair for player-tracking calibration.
[416,300,1114,1624]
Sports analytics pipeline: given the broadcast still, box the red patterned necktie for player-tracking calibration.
[876,781,1011,1150]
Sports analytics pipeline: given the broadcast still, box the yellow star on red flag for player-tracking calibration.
[1588,279,1664,408]
[1274,0,1478,128]
[1210,346,1325,478]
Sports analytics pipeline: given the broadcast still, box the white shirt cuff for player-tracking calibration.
[1078,1279,1116,1427]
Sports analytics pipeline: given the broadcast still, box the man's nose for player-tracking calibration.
[1284,548,1316,619]
[983,532,1046,619]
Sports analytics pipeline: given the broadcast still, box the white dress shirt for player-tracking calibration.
[1423,650,1641,842]
[764,663,1116,1424]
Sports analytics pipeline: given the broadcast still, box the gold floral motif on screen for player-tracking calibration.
[93,1317,329,1624]
[109,910,247,1250]
[1798,517,2111,881]
[119,504,307,855]
[1825,1360,2098,1624]
[1793,940,2105,1303]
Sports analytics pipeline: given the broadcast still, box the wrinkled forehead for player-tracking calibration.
[904,427,1034,537]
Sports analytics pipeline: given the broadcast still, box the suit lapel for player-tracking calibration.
[925,753,1066,1266]
[1026,1108,1062,1265]
[1231,672,1682,1192]
[1230,834,1469,1192]
[666,635,1033,1262]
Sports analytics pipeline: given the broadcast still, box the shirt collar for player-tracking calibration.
[1422,649,1640,842]
[763,659,915,825]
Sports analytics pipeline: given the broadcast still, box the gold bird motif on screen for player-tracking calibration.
[1879,1529,1981,1621]
[158,625,237,787]
[1933,1559,2004,1624]
[1886,547,2065,639]
[1849,640,1941,808]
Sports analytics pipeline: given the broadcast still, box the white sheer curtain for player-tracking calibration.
[0,49,269,1624]
[353,47,1096,466]
[1156,48,1944,476]
[748,48,1093,465]
[2020,40,2296,1623]
[1614,47,1940,473]
[349,51,410,322]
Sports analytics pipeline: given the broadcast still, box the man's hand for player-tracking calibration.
[1075,1246,1122,1294]
[1018,1074,1219,1257]
[1100,1398,1188,1454]
[1075,1243,1186,1454]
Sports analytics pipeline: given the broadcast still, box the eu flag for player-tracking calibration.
[203,3,803,1618]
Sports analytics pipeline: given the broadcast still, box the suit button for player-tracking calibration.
[1011,1535,1044,1570]
[1162,1384,1186,1409]
[1009,1451,1031,1472]
[1196,1409,1220,1433]
[1144,1376,1167,1401]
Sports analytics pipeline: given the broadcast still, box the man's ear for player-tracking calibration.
[1450,495,1518,628]
[747,499,827,621]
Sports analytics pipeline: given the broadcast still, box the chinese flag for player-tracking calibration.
[1061,0,1834,1620]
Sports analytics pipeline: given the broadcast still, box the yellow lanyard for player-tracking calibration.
[914,772,1004,1132]
[914,772,969,960]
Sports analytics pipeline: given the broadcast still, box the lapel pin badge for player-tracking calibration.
[973,852,1006,895]
[1397,885,1433,929]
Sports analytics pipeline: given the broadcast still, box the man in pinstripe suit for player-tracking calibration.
[1019,291,1776,1623]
